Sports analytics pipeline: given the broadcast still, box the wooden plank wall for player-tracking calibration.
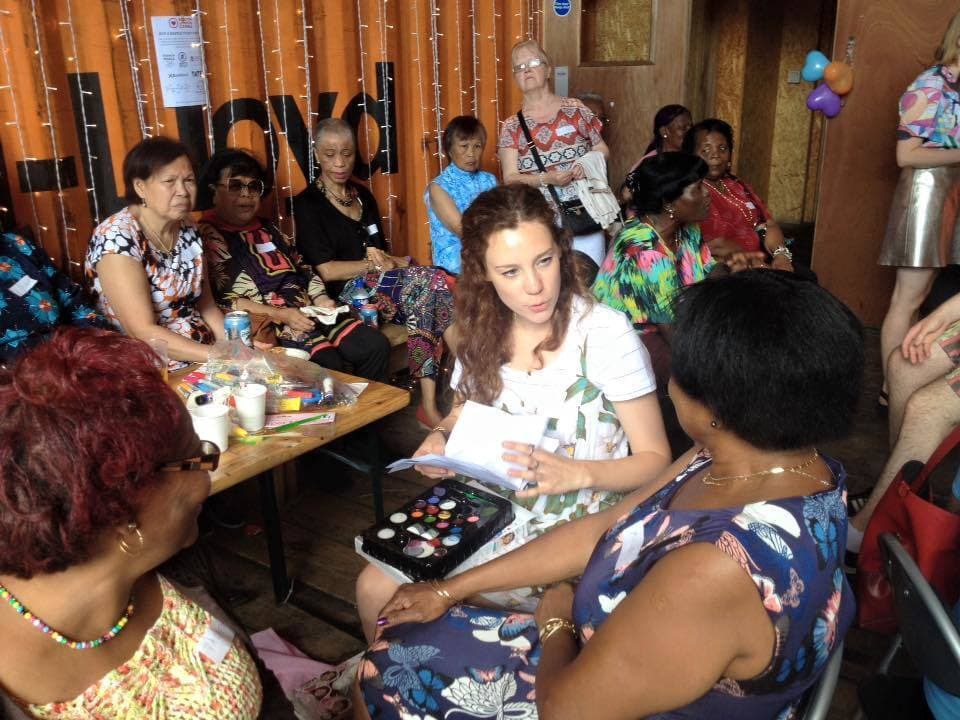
[0,0,536,274]
[811,0,957,325]
[540,0,693,192]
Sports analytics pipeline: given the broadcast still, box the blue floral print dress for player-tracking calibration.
[359,450,854,719]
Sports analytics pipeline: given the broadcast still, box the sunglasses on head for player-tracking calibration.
[160,440,221,473]
[512,57,544,73]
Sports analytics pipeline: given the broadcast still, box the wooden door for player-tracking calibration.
[812,1,958,325]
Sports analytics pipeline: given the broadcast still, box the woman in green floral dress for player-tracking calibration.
[355,185,671,639]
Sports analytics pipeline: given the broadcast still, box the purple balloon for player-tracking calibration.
[807,83,842,118]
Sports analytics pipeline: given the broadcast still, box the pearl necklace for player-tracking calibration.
[702,449,830,487]
[705,177,757,226]
[0,581,135,650]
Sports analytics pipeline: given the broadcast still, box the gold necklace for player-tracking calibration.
[642,214,679,252]
[705,177,756,225]
[702,449,829,487]
[137,212,176,253]
[317,178,355,207]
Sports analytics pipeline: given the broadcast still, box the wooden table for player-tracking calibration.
[173,364,409,602]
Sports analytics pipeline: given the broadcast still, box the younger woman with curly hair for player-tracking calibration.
[354,184,670,640]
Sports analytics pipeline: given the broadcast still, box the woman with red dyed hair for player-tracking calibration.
[0,328,263,717]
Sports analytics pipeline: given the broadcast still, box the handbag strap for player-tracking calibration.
[517,110,564,209]
[910,423,960,492]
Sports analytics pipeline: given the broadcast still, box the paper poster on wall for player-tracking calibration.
[151,16,207,108]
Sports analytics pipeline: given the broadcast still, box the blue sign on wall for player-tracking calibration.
[554,0,571,18]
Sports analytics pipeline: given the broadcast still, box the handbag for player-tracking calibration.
[856,425,960,633]
[516,110,602,236]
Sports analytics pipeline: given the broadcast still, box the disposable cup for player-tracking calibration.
[234,383,267,432]
[189,403,230,452]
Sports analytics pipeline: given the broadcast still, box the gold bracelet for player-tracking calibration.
[430,580,455,604]
[431,425,451,440]
[538,617,576,644]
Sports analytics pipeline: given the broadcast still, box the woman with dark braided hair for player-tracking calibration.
[354,184,670,640]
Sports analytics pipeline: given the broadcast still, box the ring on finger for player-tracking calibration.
[530,458,539,471]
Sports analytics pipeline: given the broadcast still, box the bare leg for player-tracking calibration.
[851,376,960,533]
[356,564,402,642]
[880,267,938,382]
[887,345,954,445]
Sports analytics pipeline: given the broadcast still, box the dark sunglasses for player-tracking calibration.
[160,440,221,473]
[217,179,265,196]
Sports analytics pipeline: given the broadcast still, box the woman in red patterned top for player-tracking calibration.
[498,39,610,269]
[686,119,794,272]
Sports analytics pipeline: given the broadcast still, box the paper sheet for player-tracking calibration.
[386,401,548,492]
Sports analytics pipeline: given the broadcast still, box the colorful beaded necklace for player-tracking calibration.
[0,581,135,650]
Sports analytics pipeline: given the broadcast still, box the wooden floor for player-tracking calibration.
[196,327,911,718]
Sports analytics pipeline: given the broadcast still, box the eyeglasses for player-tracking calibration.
[217,179,265,197]
[512,57,544,73]
[160,440,221,473]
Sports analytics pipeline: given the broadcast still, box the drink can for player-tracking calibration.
[360,303,379,328]
[224,310,253,346]
[351,288,369,310]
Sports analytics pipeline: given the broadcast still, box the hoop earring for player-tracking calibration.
[118,523,144,557]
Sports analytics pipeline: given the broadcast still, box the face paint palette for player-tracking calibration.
[360,478,514,581]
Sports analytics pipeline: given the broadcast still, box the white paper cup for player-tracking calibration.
[234,383,267,432]
[189,403,230,452]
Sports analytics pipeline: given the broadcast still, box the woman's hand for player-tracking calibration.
[535,582,576,627]
[366,247,394,271]
[390,255,410,268]
[546,168,574,187]
[274,306,315,332]
[724,251,767,272]
[770,254,794,273]
[901,304,957,364]
[313,295,337,310]
[375,582,455,638]
[413,430,455,478]
[503,441,591,498]
[570,164,586,181]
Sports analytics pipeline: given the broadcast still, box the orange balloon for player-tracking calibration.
[824,62,854,95]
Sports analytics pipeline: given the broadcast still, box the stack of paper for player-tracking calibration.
[386,401,548,491]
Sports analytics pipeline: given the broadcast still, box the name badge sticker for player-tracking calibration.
[197,617,235,664]
[8,275,37,297]
[745,202,756,209]
[255,241,277,253]
[556,124,576,137]
[365,224,380,237]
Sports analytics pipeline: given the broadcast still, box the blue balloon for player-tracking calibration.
[802,50,830,83]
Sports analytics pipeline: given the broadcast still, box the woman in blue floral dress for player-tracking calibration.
[358,268,863,719]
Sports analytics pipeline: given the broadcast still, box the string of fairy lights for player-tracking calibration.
[0,1,535,260]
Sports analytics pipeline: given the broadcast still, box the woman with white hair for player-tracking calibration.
[292,118,458,427]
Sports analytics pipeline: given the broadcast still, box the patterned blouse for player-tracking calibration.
[425,163,497,274]
[26,575,262,719]
[498,98,603,204]
[0,233,107,363]
[359,450,853,719]
[700,176,772,253]
[592,218,715,333]
[85,208,215,349]
[897,65,960,147]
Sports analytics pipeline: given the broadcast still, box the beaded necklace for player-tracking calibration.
[316,177,356,207]
[705,177,757,226]
[0,581,135,650]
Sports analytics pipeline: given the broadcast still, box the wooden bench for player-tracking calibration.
[380,322,409,377]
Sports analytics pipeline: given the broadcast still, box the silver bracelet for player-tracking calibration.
[771,246,793,261]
